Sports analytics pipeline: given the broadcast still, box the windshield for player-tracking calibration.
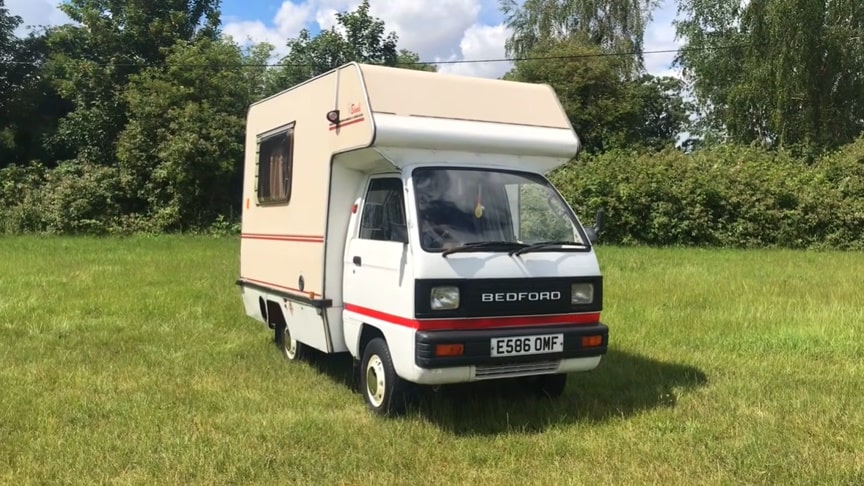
[412,167,587,252]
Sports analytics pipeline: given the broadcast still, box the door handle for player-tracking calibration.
[352,256,362,266]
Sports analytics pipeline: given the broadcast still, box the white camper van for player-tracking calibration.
[237,62,608,416]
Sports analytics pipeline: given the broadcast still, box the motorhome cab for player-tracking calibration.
[236,62,609,416]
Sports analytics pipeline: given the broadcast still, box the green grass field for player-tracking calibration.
[1,236,862,484]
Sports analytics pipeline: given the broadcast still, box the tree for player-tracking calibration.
[116,36,254,231]
[267,0,432,94]
[625,74,692,151]
[500,0,660,74]
[675,0,864,155]
[505,37,689,153]
[0,0,21,117]
[396,49,436,72]
[1,2,70,169]
[1,1,25,165]
[44,0,222,166]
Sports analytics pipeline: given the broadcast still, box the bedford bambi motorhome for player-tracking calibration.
[237,62,608,416]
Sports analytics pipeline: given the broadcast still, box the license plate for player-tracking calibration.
[490,334,564,357]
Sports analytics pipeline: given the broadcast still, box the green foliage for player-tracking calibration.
[500,0,660,74]
[45,0,222,166]
[675,0,864,154]
[0,161,123,234]
[0,4,67,169]
[396,49,437,72]
[551,136,864,249]
[505,37,690,153]
[0,0,21,117]
[0,162,47,233]
[117,37,251,232]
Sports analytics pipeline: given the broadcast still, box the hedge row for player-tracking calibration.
[3,137,863,248]
[552,136,864,250]
[0,162,239,236]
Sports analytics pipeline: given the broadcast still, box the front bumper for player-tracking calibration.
[415,322,608,369]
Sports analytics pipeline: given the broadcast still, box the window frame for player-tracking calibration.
[358,176,408,243]
[255,122,296,206]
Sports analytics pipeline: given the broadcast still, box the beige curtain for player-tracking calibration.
[267,140,290,199]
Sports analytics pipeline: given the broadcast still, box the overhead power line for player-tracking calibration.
[4,42,762,69]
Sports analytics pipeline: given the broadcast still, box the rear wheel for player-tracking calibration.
[360,337,410,416]
[275,322,308,361]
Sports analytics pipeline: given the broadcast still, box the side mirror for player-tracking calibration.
[593,208,605,235]
[584,208,606,244]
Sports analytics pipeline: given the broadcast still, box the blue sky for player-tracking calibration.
[220,0,509,31]
[9,0,682,79]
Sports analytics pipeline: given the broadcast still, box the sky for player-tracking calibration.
[7,0,683,80]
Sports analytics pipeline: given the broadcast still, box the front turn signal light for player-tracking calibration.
[581,335,603,348]
[435,344,464,357]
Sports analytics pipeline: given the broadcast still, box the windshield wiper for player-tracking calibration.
[441,241,528,257]
[509,241,588,256]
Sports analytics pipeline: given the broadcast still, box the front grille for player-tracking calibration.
[474,360,559,379]
[414,276,603,319]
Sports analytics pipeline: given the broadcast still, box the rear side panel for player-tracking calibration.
[239,64,374,353]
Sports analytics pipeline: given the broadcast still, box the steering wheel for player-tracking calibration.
[425,224,454,248]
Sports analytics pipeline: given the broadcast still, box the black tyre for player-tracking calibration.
[360,337,410,416]
[275,322,308,361]
[528,373,567,398]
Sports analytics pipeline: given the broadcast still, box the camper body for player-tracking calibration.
[237,63,608,415]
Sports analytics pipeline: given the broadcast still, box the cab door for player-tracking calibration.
[342,175,414,357]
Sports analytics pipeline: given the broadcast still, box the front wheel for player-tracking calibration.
[360,338,411,416]
[525,373,567,398]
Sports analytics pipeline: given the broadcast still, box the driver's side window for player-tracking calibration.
[359,178,407,243]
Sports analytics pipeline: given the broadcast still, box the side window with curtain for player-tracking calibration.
[257,125,294,204]
[359,178,408,243]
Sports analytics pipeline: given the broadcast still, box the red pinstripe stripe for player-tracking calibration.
[344,303,600,331]
[328,117,366,131]
[241,233,324,243]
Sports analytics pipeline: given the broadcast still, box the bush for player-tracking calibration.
[0,160,126,235]
[0,162,49,234]
[552,136,864,250]
[2,136,862,249]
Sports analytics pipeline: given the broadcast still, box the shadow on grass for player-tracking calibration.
[301,348,707,436]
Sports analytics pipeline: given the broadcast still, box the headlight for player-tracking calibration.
[571,283,594,304]
[430,286,460,310]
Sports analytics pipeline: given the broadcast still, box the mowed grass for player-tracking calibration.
[1,236,863,485]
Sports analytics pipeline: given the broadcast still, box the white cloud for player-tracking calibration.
[438,23,512,79]
[224,20,285,47]
[8,0,682,79]
[274,1,314,36]
[642,0,682,78]
[368,0,481,60]
[218,0,685,80]
[6,0,73,36]
[224,0,485,70]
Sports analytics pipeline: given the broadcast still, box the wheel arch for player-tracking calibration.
[265,299,285,332]
[357,323,386,357]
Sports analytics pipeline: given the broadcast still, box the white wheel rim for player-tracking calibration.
[365,355,386,407]
[282,330,297,359]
